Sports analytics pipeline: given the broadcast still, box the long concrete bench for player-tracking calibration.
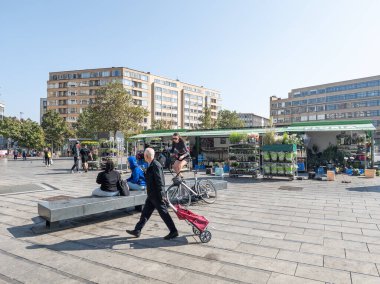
[37,180,227,229]
[38,191,147,229]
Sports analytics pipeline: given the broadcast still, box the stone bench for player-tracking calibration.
[37,180,227,229]
[38,191,147,229]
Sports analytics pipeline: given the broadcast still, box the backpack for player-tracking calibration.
[72,146,78,156]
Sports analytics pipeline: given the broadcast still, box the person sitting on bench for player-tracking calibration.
[93,160,121,197]
[126,156,146,191]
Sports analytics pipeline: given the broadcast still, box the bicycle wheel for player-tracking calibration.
[166,184,191,208]
[198,180,217,204]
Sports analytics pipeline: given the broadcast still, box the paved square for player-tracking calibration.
[0,158,380,283]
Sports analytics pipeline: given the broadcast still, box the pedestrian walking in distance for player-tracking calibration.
[126,148,179,240]
[71,141,80,173]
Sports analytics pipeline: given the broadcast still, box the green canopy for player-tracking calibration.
[130,120,375,139]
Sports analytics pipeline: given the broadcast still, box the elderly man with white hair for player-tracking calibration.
[126,148,178,240]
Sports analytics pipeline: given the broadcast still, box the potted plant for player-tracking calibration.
[229,133,248,144]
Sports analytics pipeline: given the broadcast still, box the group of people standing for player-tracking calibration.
[71,141,92,173]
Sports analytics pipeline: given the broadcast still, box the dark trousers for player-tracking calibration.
[135,196,177,233]
[45,157,50,166]
[71,157,79,171]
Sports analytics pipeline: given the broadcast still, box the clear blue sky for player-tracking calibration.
[1,0,380,122]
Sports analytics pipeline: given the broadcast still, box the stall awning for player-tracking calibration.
[130,127,288,139]
[130,120,376,139]
[287,120,376,132]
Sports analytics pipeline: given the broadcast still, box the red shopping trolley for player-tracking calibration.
[168,203,212,243]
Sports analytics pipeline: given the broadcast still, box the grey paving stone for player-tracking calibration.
[308,218,342,226]
[267,273,324,284]
[295,264,351,284]
[235,243,279,258]
[346,249,380,264]
[362,229,380,237]
[351,273,380,284]
[290,222,325,230]
[260,238,301,251]
[368,244,380,254]
[269,224,305,235]
[324,224,363,234]
[284,233,324,245]
[343,233,380,245]
[300,243,345,258]
[216,264,271,283]
[303,228,342,239]
[342,221,380,230]
[324,238,369,252]
[277,250,323,266]
[324,256,379,276]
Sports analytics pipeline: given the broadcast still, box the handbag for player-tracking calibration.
[117,175,130,196]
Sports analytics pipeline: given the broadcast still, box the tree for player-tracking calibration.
[87,82,149,139]
[41,110,70,150]
[18,119,45,149]
[216,110,244,129]
[150,119,172,130]
[75,108,98,139]
[0,116,22,143]
[198,107,216,129]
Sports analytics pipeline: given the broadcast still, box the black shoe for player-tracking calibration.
[164,231,179,240]
[126,229,141,238]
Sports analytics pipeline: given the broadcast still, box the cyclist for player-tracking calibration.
[170,132,190,176]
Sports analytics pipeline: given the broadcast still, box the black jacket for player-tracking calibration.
[96,170,120,192]
[145,159,165,199]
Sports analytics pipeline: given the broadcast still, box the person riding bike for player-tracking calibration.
[170,133,190,176]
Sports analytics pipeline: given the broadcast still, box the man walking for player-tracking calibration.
[80,144,91,173]
[71,141,80,173]
[126,148,178,240]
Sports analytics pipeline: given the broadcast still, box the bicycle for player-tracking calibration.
[165,170,217,208]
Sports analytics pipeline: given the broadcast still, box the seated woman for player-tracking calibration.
[126,156,146,191]
[93,160,120,197]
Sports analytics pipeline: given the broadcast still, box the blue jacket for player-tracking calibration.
[127,156,146,186]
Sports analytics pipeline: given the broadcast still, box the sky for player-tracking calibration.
[1,0,380,122]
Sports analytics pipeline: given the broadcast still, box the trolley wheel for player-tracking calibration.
[199,230,212,243]
[192,226,201,235]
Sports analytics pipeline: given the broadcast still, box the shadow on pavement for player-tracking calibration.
[25,234,191,251]
[346,186,380,193]
[7,209,138,238]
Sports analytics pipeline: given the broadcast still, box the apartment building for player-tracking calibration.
[46,67,222,130]
[270,75,380,145]
[40,98,47,123]
[0,102,5,149]
[0,102,4,120]
[238,113,270,128]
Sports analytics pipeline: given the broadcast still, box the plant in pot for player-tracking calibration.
[230,162,239,168]
[263,130,275,145]
[229,133,248,144]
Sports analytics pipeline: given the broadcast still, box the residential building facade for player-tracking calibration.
[0,102,5,149]
[40,98,47,123]
[46,67,222,130]
[270,75,380,146]
[0,102,4,120]
[238,113,270,128]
